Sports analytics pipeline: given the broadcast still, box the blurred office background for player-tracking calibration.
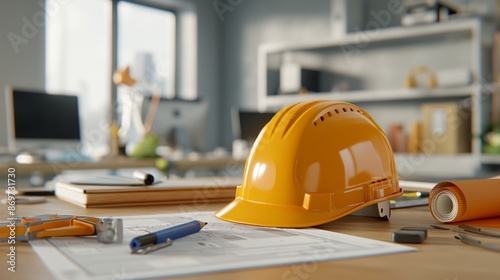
[1,0,500,180]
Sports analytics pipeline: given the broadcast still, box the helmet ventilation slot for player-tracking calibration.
[313,107,363,126]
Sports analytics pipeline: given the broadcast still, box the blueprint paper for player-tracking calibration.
[30,212,416,279]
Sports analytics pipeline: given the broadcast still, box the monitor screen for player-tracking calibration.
[234,110,276,143]
[5,87,81,153]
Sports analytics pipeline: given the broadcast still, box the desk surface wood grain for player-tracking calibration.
[1,195,499,280]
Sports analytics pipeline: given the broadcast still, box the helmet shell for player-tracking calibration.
[216,100,402,227]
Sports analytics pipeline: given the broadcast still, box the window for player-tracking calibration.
[117,1,176,99]
[46,0,182,157]
[46,0,112,157]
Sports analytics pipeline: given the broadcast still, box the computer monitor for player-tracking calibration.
[232,109,276,143]
[5,87,82,155]
[142,99,210,153]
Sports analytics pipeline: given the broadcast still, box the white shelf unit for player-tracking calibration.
[265,86,476,106]
[257,18,494,179]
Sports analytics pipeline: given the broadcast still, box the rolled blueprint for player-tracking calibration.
[429,179,500,224]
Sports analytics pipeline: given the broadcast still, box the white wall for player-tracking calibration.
[218,0,333,148]
[0,1,46,148]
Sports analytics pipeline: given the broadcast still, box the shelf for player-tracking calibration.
[260,18,482,53]
[258,17,486,111]
[266,86,476,107]
[481,154,500,165]
[258,17,488,178]
[395,153,480,179]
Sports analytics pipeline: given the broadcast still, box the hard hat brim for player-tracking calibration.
[215,187,403,228]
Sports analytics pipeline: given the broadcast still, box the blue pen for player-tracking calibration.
[130,220,206,253]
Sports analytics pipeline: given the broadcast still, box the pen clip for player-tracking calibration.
[131,238,173,255]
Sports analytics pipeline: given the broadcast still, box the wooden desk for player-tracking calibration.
[1,196,499,280]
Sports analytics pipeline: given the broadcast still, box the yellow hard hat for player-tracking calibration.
[216,100,402,227]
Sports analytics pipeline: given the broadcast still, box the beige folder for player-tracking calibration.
[421,102,471,154]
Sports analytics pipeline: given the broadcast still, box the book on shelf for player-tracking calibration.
[55,177,241,208]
